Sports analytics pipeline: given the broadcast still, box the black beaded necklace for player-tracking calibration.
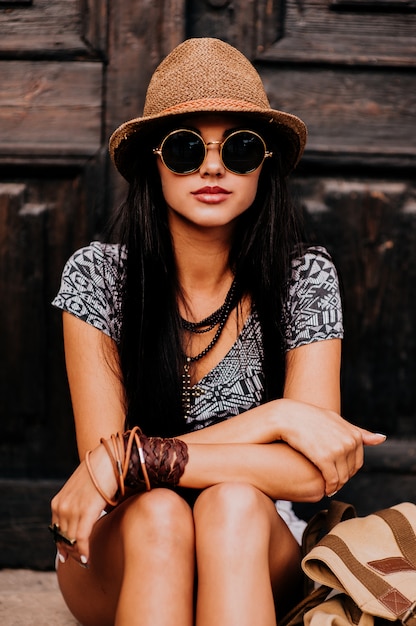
[181,278,237,418]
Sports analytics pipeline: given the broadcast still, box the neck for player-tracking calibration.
[169,224,236,325]
[171,222,234,293]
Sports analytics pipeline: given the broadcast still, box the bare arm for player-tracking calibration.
[62,311,126,459]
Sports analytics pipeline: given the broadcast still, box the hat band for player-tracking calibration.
[145,97,271,118]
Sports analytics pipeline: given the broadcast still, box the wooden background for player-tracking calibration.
[0,0,415,568]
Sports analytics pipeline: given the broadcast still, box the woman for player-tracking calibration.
[50,38,385,626]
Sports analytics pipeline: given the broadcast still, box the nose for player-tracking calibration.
[199,141,226,177]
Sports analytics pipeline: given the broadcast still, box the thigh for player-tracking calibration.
[193,483,302,624]
[268,503,303,618]
[57,498,132,626]
[57,489,195,626]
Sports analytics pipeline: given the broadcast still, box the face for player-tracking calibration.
[155,115,265,233]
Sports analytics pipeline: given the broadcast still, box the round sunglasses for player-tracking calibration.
[153,128,272,175]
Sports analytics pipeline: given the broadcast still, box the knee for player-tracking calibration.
[194,482,269,535]
[120,488,194,551]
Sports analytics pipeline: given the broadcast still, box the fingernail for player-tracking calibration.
[80,555,89,567]
[327,491,338,498]
[58,552,67,564]
[376,433,387,439]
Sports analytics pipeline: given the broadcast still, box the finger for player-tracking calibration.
[57,517,88,567]
[56,549,68,565]
[72,513,99,566]
[325,479,340,498]
[49,524,77,566]
[56,532,88,568]
[343,437,363,480]
[361,430,387,446]
[53,527,77,548]
[69,505,104,566]
[318,460,340,497]
[67,550,89,568]
[319,436,355,494]
[49,517,77,550]
[334,433,364,489]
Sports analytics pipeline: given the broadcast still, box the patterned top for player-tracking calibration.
[52,241,343,430]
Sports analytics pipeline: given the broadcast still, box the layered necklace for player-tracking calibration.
[181,278,237,418]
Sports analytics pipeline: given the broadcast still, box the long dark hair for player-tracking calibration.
[109,119,304,437]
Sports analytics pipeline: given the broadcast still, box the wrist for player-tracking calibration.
[268,398,289,441]
[87,442,119,503]
[84,428,190,506]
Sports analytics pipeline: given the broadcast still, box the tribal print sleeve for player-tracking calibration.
[52,241,126,343]
[283,246,343,351]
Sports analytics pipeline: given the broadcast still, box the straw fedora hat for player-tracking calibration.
[109,37,307,180]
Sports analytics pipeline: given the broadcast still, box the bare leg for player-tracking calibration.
[57,489,195,626]
[193,482,302,626]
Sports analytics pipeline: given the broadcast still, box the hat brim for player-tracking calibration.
[109,98,307,180]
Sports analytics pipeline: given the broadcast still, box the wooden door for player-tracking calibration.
[1,0,415,567]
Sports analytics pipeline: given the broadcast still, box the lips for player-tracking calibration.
[192,186,231,195]
[191,186,232,205]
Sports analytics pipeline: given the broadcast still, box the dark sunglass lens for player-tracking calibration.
[222,132,265,174]
[161,131,205,174]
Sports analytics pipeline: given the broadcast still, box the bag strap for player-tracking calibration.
[301,501,357,558]
[301,501,357,596]
[374,508,416,568]
[326,501,357,533]
[281,502,358,626]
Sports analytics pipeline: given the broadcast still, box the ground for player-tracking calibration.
[0,569,79,626]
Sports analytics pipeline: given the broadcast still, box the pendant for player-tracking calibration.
[182,359,203,419]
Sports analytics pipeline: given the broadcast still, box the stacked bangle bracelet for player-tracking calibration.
[85,426,189,507]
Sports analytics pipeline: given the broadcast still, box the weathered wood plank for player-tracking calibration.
[185,0,416,64]
[0,170,101,480]
[284,0,416,39]
[293,177,416,435]
[261,35,416,66]
[260,66,416,160]
[83,0,108,57]
[0,0,93,56]
[260,0,416,65]
[0,61,102,158]
[0,479,64,570]
[186,0,279,59]
[0,184,49,475]
[105,0,182,205]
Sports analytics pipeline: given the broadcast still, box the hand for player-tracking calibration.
[50,443,118,566]
[273,398,386,497]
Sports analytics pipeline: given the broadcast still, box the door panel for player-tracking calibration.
[0,0,107,57]
[0,61,102,162]
[262,66,415,167]
[0,0,107,568]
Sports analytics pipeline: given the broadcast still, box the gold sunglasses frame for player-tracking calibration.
[153,128,273,175]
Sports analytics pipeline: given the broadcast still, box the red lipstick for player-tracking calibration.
[192,186,231,195]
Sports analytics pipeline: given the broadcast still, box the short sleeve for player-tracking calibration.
[52,241,126,342]
[283,246,343,351]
